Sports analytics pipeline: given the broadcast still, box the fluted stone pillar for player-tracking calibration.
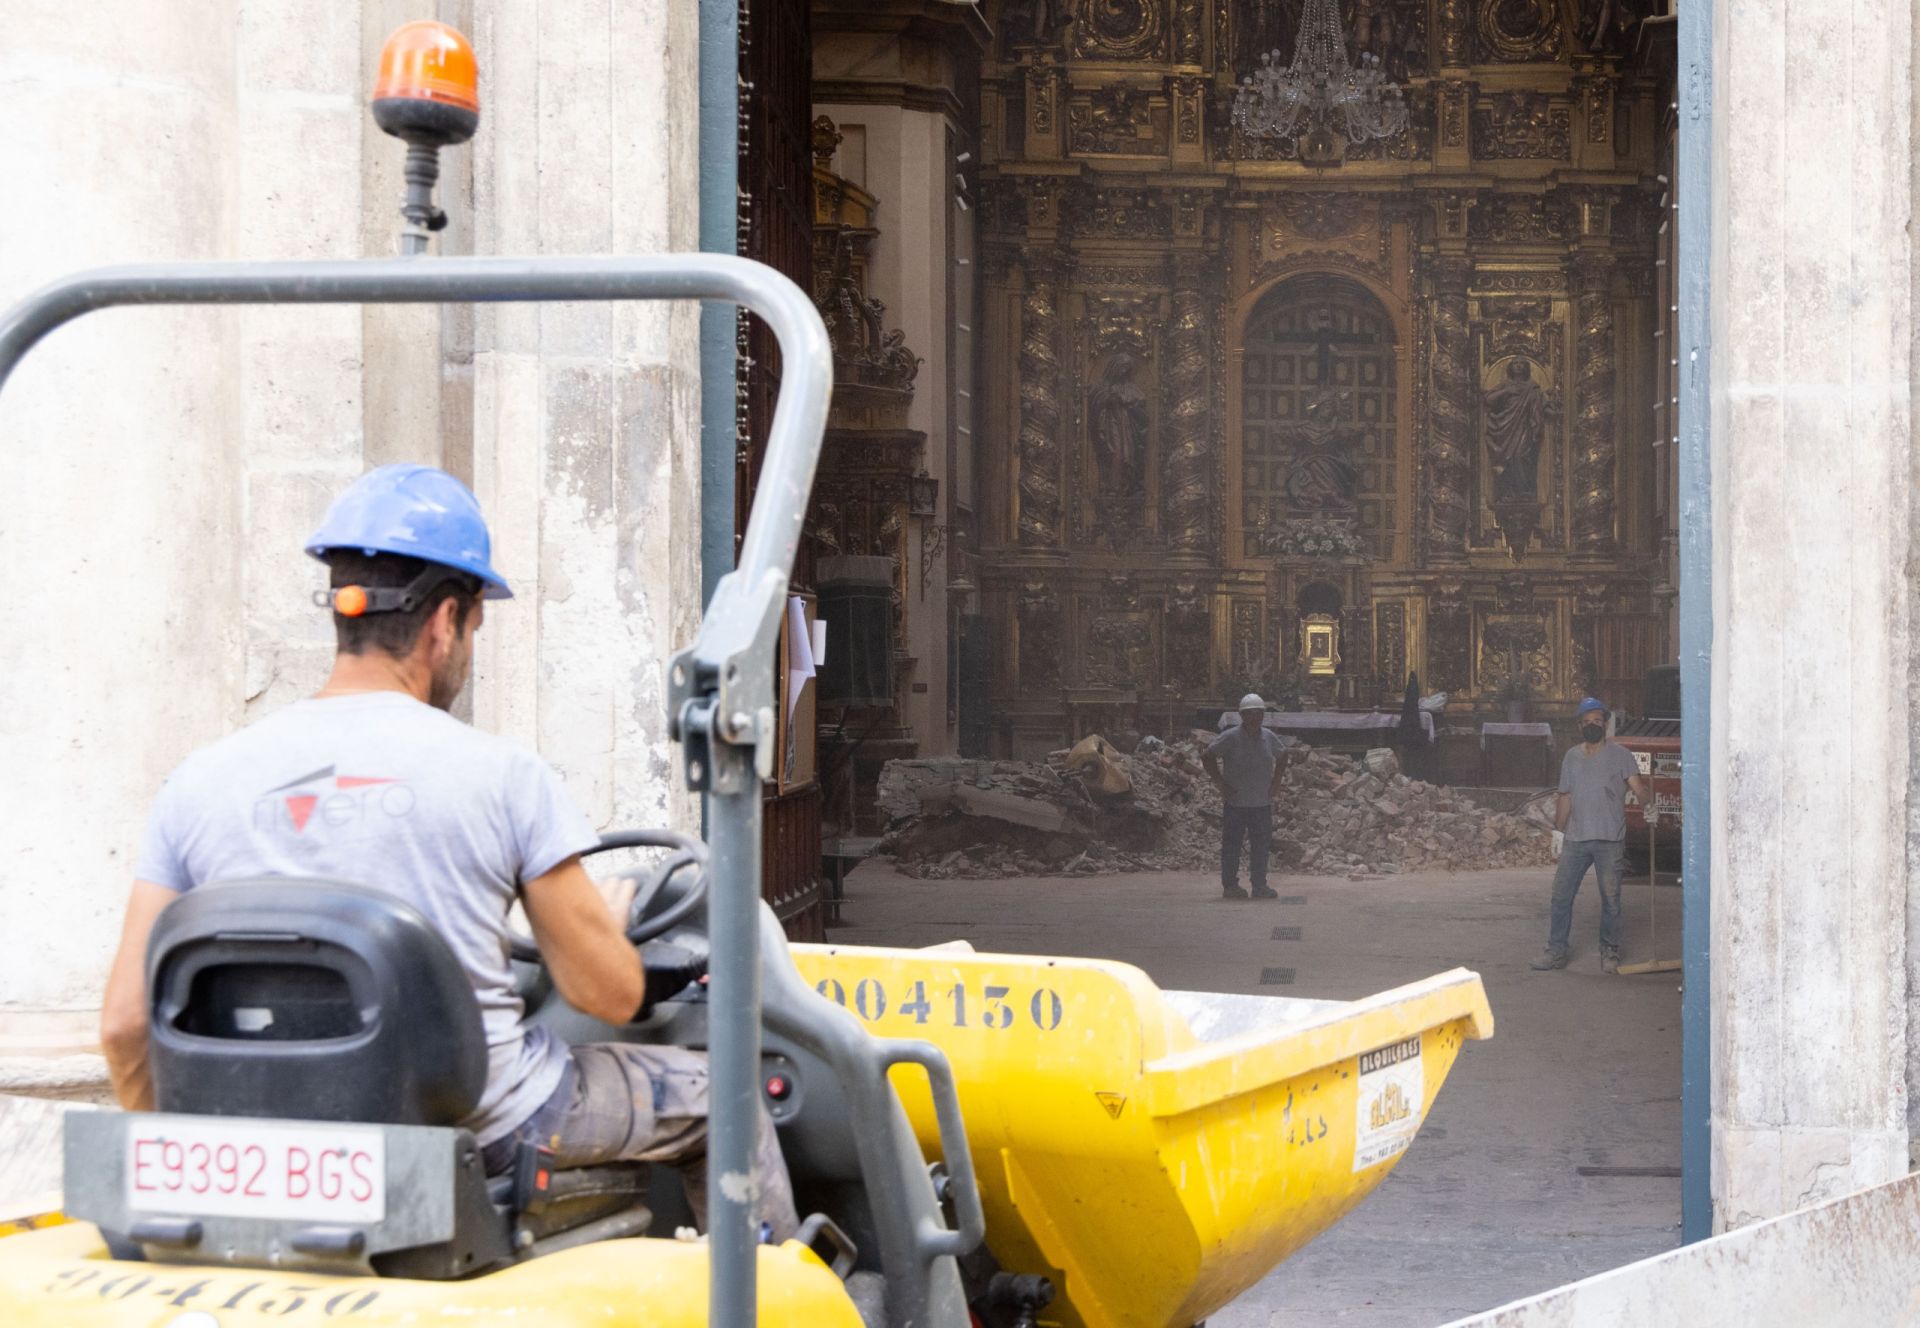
[1713,0,1912,1228]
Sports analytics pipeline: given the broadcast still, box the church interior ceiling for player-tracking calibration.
[967,0,1670,745]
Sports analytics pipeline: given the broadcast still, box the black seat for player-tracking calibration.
[132,878,651,1278]
[147,877,486,1124]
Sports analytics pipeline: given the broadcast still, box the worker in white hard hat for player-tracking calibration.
[1201,694,1289,900]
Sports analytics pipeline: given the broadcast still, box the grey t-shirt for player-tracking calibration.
[1207,724,1287,808]
[135,692,600,1145]
[1558,740,1640,842]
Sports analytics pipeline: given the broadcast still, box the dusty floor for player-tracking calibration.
[832,860,1683,1327]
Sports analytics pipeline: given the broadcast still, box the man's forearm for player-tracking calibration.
[104,1036,155,1112]
[1554,793,1570,831]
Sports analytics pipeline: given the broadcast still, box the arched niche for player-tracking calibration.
[1228,271,1410,566]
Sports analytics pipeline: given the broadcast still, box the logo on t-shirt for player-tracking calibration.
[254,765,416,834]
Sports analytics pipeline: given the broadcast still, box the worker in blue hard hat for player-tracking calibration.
[1530,697,1653,975]
[99,464,797,1238]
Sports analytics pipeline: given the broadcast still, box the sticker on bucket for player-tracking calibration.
[1353,1036,1423,1171]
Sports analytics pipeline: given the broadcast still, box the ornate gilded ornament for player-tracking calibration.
[1174,0,1203,63]
[1570,253,1617,550]
[1089,293,1160,353]
[1426,256,1474,558]
[1376,600,1407,688]
[1077,263,1165,288]
[1278,192,1367,240]
[1253,511,1368,559]
[1017,580,1063,688]
[1074,0,1166,58]
[1439,79,1469,147]
[1070,186,1172,238]
[814,231,923,393]
[1230,600,1264,680]
[1569,580,1610,690]
[1471,91,1571,160]
[1069,88,1155,154]
[1475,0,1563,62]
[1426,580,1471,691]
[1087,614,1154,688]
[1469,194,1569,243]
[1017,260,1065,548]
[1484,298,1555,362]
[1578,72,1614,143]
[1164,283,1214,555]
[1028,65,1058,134]
[1173,74,1206,142]
[1479,615,1551,695]
[1437,0,1472,64]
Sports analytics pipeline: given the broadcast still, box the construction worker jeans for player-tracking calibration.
[480,1042,800,1241]
[1546,837,1625,954]
[1221,803,1275,891]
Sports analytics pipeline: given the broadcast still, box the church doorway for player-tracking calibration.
[789,0,1689,1319]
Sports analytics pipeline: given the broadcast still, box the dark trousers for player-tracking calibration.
[1221,803,1274,891]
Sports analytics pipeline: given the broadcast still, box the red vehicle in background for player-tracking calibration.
[1616,664,1682,873]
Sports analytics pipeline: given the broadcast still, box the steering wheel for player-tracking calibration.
[508,829,709,963]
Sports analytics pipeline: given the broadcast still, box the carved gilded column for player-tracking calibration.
[1437,0,1472,65]
[1163,257,1215,560]
[1016,255,1064,550]
[1426,254,1473,561]
[1571,252,1618,551]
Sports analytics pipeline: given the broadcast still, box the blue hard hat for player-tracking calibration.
[305,464,511,599]
[1577,696,1608,717]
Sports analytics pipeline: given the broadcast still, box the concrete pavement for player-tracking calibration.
[834,861,1682,1326]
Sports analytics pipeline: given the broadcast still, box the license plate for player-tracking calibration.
[125,1118,386,1223]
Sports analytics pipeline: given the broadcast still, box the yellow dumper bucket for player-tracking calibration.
[791,945,1493,1328]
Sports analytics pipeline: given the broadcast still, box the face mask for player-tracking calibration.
[1581,724,1605,744]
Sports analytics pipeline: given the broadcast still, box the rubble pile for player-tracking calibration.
[875,736,1556,881]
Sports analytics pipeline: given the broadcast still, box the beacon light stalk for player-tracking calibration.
[371,21,480,256]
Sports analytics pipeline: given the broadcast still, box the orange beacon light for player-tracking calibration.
[371,21,479,253]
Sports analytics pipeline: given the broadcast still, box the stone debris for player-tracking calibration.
[875,735,1556,881]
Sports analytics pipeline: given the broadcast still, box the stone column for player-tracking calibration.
[1163,256,1216,560]
[1016,254,1065,551]
[465,0,703,834]
[0,0,246,1086]
[1713,0,1911,1226]
[1570,251,1618,552]
[1426,254,1474,561]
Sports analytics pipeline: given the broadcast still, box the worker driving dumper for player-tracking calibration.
[96,463,798,1239]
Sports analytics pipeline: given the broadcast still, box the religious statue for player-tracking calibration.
[1282,387,1363,514]
[1089,352,1149,496]
[1483,359,1555,503]
[1004,0,1070,47]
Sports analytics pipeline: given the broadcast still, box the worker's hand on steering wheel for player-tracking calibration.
[596,873,641,927]
[637,940,708,1017]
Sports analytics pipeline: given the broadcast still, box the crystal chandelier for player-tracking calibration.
[1232,0,1409,161]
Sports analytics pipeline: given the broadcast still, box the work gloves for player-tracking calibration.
[636,940,708,1019]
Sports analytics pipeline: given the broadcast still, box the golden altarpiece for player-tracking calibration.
[973,0,1670,756]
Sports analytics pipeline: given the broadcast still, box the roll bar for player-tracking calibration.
[0,254,826,1328]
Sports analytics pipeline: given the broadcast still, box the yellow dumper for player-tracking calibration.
[792,945,1491,1328]
[0,935,1489,1328]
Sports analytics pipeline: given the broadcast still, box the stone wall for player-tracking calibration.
[0,0,701,1090]
[1712,0,1914,1226]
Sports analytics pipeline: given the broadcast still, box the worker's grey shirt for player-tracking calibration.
[135,692,600,1145]
[1558,740,1640,842]
[1207,724,1287,808]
